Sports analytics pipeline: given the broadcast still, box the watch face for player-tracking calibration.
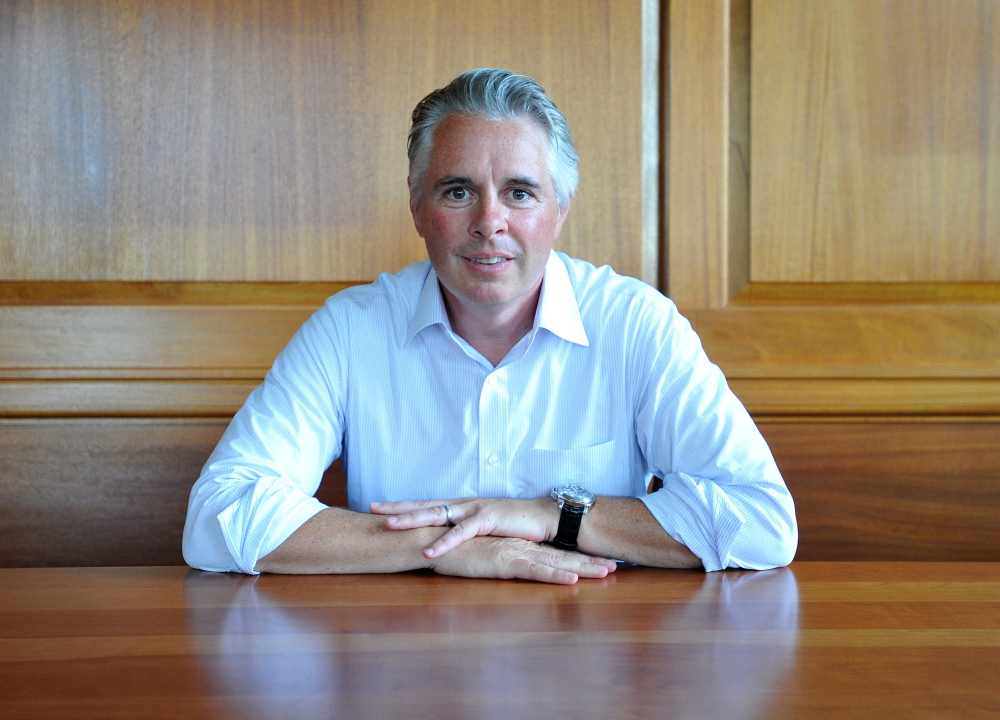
[550,484,595,508]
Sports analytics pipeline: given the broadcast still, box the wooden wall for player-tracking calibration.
[3,0,999,567]
[669,0,1000,561]
[0,0,657,567]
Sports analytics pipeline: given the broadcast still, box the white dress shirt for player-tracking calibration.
[183,251,797,574]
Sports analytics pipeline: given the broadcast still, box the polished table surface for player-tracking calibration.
[1,562,998,719]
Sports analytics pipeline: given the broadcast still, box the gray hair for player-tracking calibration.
[407,68,579,210]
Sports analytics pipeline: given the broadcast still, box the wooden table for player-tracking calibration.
[1,563,998,719]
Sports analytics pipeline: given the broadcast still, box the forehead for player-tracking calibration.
[426,114,551,178]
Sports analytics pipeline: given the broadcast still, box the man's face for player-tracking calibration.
[410,114,569,318]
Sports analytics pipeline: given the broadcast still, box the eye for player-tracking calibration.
[445,187,469,201]
[509,188,531,202]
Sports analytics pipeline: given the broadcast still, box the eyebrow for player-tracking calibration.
[433,175,474,189]
[432,175,543,190]
[505,176,541,189]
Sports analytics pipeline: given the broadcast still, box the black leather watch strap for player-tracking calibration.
[550,503,586,551]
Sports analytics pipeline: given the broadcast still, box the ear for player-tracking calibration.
[552,198,572,239]
[408,177,424,238]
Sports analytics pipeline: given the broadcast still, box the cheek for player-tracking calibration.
[516,215,559,245]
[423,212,464,244]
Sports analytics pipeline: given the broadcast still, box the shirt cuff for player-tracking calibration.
[216,477,328,574]
[639,473,746,572]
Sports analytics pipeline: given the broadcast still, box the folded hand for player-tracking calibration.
[428,535,615,585]
[371,497,557,558]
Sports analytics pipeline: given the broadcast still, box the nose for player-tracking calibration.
[469,194,508,239]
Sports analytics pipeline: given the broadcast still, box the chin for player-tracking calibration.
[462,288,516,306]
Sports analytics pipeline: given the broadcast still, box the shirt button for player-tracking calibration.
[487,454,499,465]
[487,376,498,386]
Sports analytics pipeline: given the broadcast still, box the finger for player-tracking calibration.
[555,550,617,573]
[592,557,618,572]
[422,520,483,557]
[384,504,458,530]
[508,558,579,585]
[536,550,612,579]
[370,499,447,515]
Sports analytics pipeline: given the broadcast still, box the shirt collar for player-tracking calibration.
[404,251,590,348]
[405,263,450,345]
[536,250,589,346]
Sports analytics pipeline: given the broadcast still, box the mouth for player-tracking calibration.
[461,254,515,274]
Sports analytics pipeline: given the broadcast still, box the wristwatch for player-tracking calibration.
[548,484,596,551]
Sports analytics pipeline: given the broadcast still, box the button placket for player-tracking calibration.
[477,370,509,496]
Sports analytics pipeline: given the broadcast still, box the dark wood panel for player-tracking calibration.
[759,421,1000,561]
[4,418,995,566]
[0,420,346,567]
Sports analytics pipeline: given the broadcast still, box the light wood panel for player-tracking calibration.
[0,306,313,371]
[760,422,1000,561]
[0,420,347,567]
[0,0,649,283]
[668,0,1000,418]
[0,281,358,305]
[750,0,1000,283]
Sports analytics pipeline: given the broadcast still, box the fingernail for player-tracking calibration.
[387,516,399,524]
[424,548,435,558]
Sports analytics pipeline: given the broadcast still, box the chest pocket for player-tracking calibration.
[523,439,621,490]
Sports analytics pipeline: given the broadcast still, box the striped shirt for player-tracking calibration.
[183,251,797,573]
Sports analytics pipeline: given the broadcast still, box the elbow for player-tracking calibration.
[182,513,213,571]
[727,497,798,571]
[182,497,241,573]
[769,526,798,569]
[764,502,799,569]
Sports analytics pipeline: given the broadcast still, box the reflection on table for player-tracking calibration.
[184,567,798,719]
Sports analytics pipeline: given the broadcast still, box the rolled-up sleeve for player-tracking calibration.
[182,304,347,574]
[633,299,797,571]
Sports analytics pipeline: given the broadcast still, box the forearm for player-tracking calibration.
[575,497,701,569]
[255,507,449,574]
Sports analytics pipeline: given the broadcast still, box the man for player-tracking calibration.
[183,68,796,584]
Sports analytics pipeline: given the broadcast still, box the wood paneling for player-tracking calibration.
[0,281,358,305]
[2,419,996,568]
[0,420,347,567]
[667,0,1000,417]
[0,0,649,283]
[750,0,1000,283]
[667,0,732,308]
[760,422,1000,561]
[689,306,1000,377]
[0,306,312,371]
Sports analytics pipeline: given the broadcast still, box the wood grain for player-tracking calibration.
[0,564,998,719]
[0,306,313,370]
[667,0,732,308]
[731,282,1000,306]
[0,281,359,305]
[730,378,1000,416]
[0,420,347,567]
[750,0,1000,283]
[0,0,649,282]
[687,306,1000,377]
[759,422,1000,561]
[665,1,1000,420]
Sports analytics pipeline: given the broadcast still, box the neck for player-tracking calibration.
[441,282,541,367]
